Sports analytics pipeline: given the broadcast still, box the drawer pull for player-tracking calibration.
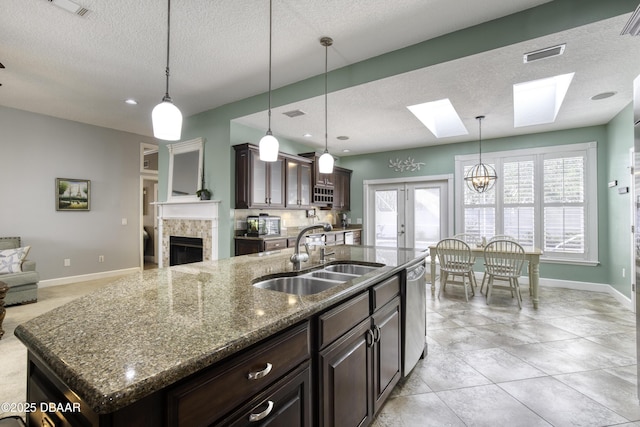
[249,400,274,422]
[247,362,273,380]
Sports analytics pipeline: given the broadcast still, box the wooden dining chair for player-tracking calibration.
[480,234,517,293]
[436,238,476,301]
[483,239,525,308]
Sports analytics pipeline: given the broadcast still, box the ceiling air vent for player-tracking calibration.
[47,0,90,17]
[523,44,566,63]
[282,109,306,118]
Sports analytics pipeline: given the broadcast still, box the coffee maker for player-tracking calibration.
[339,213,348,228]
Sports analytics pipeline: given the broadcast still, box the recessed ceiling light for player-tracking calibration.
[407,98,468,138]
[342,149,350,153]
[513,72,574,128]
[337,136,349,140]
[125,99,138,105]
[591,91,616,101]
[303,133,312,138]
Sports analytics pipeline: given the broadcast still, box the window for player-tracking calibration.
[455,142,598,265]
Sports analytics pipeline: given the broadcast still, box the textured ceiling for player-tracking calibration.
[3,0,639,156]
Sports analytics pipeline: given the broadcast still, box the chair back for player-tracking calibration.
[484,239,525,277]
[436,238,474,274]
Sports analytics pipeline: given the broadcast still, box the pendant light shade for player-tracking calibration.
[152,98,182,141]
[259,0,279,161]
[259,132,279,161]
[319,36,334,174]
[152,0,182,141]
[464,115,497,193]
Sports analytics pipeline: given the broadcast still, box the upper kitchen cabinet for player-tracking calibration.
[234,144,285,209]
[333,166,352,211]
[299,153,334,188]
[286,157,313,209]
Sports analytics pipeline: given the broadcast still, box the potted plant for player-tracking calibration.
[196,188,211,200]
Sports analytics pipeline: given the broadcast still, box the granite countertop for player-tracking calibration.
[15,245,426,415]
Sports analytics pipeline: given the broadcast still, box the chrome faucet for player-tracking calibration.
[290,223,333,270]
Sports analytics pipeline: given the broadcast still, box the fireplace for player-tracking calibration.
[155,200,219,268]
[170,236,203,266]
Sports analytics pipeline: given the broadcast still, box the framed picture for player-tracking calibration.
[56,178,90,211]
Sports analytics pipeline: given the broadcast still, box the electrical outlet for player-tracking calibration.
[121,218,128,225]
[622,268,626,278]
[64,258,71,267]
[357,218,363,224]
[98,255,104,263]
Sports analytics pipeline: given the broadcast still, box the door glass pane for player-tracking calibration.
[375,190,398,247]
[300,164,311,205]
[414,188,440,249]
[287,162,298,206]
[269,159,283,204]
[251,155,266,205]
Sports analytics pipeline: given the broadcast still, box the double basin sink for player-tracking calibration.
[253,263,382,295]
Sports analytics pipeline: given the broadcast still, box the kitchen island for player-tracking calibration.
[15,245,427,426]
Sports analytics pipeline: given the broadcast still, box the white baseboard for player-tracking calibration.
[38,268,139,288]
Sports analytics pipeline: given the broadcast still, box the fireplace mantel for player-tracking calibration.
[155,200,220,267]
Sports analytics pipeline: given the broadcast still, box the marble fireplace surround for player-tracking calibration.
[155,200,220,267]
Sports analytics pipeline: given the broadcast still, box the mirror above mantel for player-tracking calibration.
[167,137,204,202]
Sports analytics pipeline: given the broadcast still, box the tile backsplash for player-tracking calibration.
[234,209,341,233]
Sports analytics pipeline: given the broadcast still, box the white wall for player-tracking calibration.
[0,106,156,281]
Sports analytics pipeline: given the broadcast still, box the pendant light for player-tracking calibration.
[152,0,182,141]
[318,37,334,174]
[464,115,497,193]
[259,0,279,161]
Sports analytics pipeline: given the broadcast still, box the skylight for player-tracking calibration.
[513,72,575,128]
[407,98,468,138]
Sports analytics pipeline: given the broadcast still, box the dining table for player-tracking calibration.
[428,244,543,308]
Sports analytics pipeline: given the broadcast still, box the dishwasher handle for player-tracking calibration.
[407,262,426,282]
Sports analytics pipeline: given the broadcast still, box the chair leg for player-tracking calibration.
[512,278,522,309]
[486,275,493,305]
[468,272,475,297]
[462,275,469,302]
[480,271,487,294]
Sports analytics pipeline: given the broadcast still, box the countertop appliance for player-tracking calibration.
[339,213,348,228]
[246,215,281,237]
[402,259,427,377]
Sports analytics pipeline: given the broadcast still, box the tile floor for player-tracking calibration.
[0,277,638,426]
[373,283,640,427]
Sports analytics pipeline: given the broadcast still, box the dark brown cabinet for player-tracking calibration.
[333,166,352,211]
[286,158,313,209]
[234,144,285,209]
[235,238,287,256]
[318,275,401,427]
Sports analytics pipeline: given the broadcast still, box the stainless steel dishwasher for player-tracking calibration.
[402,259,427,377]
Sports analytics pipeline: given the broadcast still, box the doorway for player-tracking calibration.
[140,176,159,270]
[363,175,453,249]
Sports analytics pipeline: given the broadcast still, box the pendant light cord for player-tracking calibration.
[164,0,172,100]
[267,0,273,133]
[324,41,328,153]
[477,115,484,163]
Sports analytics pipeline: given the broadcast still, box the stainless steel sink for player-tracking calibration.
[323,264,380,275]
[253,263,382,295]
[253,276,343,295]
[308,271,357,281]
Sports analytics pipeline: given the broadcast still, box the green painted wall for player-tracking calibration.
[605,103,634,296]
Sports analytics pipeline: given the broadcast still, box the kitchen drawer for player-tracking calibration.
[264,238,287,251]
[317,291,369,349]
[167,321,310,427]
[335,233,345,244]
[371,275,400,312]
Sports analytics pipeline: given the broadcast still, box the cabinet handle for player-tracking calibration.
[373,325,381,343]
[247,362,273,380]
[366,329,375,347]
[248,400,274,422]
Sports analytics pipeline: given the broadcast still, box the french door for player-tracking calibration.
[364,177,452,250]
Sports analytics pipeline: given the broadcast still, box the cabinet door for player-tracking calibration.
[287,161,300,207]
[319,318,373,427]
[372,297,401,414]
[250,152,270,207]
[268,157,285,207]
[235,239,262,256]
[299,162,312,207]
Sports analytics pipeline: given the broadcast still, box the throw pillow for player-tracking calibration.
[0,246,31,274]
